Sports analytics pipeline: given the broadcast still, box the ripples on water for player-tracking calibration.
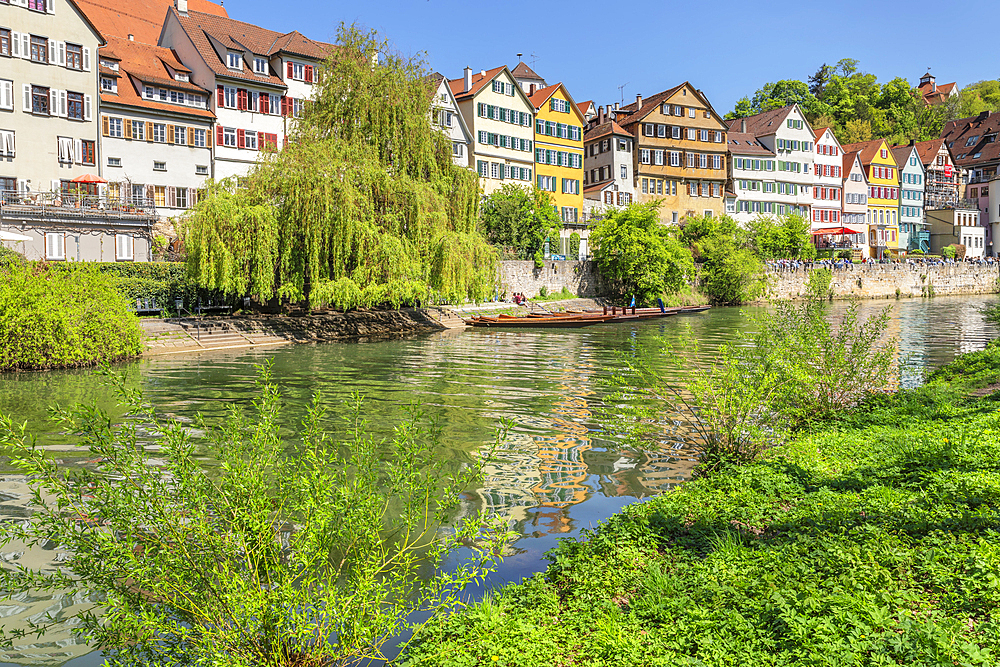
[0,295,997,666]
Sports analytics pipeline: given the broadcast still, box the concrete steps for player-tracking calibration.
[424,307,468,329]
[141,318,291,354]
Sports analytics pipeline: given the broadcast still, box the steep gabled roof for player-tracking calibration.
[511,61,544,82]
[727,132,775,157]
[843,151,867,182]
[578,100,593,117]
[584,120,630,143]
[890,144,920,171]
[528,82,586,125]
[841,139,893,166]
[99,35,214,120]
[912,138,947,167]
[170,9,334,86]
[615,82,726,132]
[940,111,1000,168]
[75,0,226,45]
[448,66,506,100]
[726,104,814,139]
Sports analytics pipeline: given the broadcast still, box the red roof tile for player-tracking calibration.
[448,66,506,100]
[841,139,892,166]
[511,61,543,82]
[584,120,630,142]
[75,0,226,45]
[727,132,775,156]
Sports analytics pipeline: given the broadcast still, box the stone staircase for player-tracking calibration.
[423,307,468,329]
[142,319,289,354]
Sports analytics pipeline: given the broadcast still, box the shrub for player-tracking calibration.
[0,246,25,269]
[806,266,832,301]
[480,185,560,261]
[942,245,957,259]
[681,214,766,305]
[589,203,694,305]
[0,264,142,371]
[0,367,513,665]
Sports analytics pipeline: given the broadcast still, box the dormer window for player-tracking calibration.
[253,57,267,74]
[143,85,154,99]
[174,73,189,82]
[966,136,979,147]
[227,51,242,70]
[100,59,119,71]
[101,77,117,93]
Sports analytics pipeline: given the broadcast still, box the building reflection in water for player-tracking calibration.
[0,478,99,666]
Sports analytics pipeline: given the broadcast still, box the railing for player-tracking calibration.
[0,191,157,219]
[967,173,997,185]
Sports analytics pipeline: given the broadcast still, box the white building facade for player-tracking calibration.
[842,152,868,229]
[0,0,102,195]
[429,73,472,168]
[726,131,777,223]
[450,66,535,195]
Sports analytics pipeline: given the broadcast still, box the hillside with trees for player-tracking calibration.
[726,58,1000,145]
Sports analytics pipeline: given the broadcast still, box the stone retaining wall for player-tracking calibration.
[766,263,1000,300]
[499,260,604,298]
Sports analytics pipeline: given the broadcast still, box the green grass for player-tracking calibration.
[402,353,1000,667]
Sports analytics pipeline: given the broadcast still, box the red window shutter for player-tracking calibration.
[268,133,278,149]
[217,86,224,107]
[258,131,264,149]
[259,92,268,114]
[216,126,224,145]
[236,89,244,110]
[287,61,293,78]
[237,128,245,149]
[305,65,313,83]
[281,96,289,116]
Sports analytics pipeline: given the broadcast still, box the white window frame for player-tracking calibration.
[45,232,66,261]
[115,234,134,261]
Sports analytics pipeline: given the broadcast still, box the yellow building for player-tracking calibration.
[843,139,900,258]
[529,83,585,223]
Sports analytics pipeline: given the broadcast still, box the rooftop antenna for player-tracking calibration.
[618,82,629,105]
[529,53,538,68]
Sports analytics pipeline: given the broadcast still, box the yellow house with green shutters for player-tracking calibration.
[529,83,585,224]
[843,139,900,258]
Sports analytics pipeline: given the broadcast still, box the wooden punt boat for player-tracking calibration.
[464,315,615,328]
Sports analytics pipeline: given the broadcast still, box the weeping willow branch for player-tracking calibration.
[183,24,496,309]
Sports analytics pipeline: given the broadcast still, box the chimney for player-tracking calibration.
[614,102,619,111]
[599,105,606,125]
[175,0,187,14]
[529,83,536,95]
[463,67,472,93]
[741,119,746,133]
[128,34,134,41]
[635,93,642,108]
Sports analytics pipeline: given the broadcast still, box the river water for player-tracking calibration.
[0,295,997,666]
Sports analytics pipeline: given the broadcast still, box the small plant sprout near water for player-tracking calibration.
[0,363,514,667]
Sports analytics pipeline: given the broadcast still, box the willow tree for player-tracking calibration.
[183,25,496,309]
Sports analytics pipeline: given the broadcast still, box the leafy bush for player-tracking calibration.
[805,266,832,300]
[0,367,513,665]
[744,213,816,260]
[0,246,25,269]
[404,352,1000,667]
[681,214,766,305]
[0,264,142,370]
[942,245,957,259]
[589,203,694,305]
[86,262,205,313]
[480,185,560,261]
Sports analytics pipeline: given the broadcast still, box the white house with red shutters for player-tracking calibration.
[158,0,331,180]
[812,127,844,227]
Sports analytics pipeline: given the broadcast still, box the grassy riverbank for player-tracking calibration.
[402,344,1000,666]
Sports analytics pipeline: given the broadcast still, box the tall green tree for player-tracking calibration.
[479,185,559,262]
[183,25,496,310]
[589,203,693,305]
[680,214,766,305]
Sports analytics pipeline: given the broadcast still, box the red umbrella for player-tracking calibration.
[70,174,107,184]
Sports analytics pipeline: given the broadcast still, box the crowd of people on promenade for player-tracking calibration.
[765,255,999,272]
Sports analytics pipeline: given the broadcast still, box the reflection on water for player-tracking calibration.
[0,295,998,666]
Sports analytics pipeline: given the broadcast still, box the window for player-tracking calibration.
[224,86,236,108]
[621,164,627,179]
[223,127,236,147]
[153,123,165,142]
[227,51,242,69]
[292,98,304,117]
[114,234,133,261]
[75,139,94,165]
[176,187,188,209]
[31,85,49,115]
[244,131,257,150]
[66,92,83,120]
[174,126,186,145]
[66,43,82,70]
[193,128,206,147]
[45,233,65,261]
[254,57,267,74]
[196,165,209,175]
[153,161,166,171]
[107,156,121,167]
[130,119,144,140]
[30,36,47,63]
[293,62,304,80]
[0,29,9,57]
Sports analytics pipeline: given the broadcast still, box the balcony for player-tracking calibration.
[0,191,156,227]
[967,173,996,185]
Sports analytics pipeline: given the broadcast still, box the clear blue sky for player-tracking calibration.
[228,0,995,116]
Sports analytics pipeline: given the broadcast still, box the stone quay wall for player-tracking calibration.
[766,263,1000,300]
[499,260,604,298]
